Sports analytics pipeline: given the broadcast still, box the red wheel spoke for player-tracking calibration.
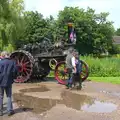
[22,55,28,63]
[25,70,32,75]
[10,51,33,83]
[17,58,20,65]
[23,61,30,65]
[25,71,30,76]
[82,70,87,73]
[81,72,86,75]
[21,72,26,77]
[25,68,32,71]
[25,66,31,69]
[20,56,24,63]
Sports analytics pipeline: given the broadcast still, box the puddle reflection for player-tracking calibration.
[13,87,117,114]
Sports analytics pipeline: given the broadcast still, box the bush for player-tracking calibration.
[3,44,15,53]
[81,55,120,77]
[109,44,120,54]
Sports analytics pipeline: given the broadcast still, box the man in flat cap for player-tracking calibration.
[0,51,18,116]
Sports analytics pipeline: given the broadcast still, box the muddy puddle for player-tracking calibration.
[81,101,117,113]
[112,92,120,97]
[108,92,120,97]
[100,90,120,97]
[20,85,50,93]
[13,87,117,114]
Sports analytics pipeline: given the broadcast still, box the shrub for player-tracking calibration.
[3,44,15,53]
[81,55,120,77]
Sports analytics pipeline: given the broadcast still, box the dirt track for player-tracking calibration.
[0,80,120,120]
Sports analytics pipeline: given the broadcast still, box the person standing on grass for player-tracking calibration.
[0,51,18,116]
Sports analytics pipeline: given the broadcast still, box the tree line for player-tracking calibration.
[0,0,120,55]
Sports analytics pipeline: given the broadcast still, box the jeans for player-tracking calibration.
[74,73,82,88]
[66,68,72,84]
[68,73,76,84]
[67,72,82,88]
[0,85,13,113]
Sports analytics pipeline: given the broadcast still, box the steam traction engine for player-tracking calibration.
[10,23,89,84]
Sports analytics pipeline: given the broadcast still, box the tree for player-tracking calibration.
[56,7,115,55]
[17,11,55,46]
[0,0,11,49]
[0,0,24,51]
[1,2,115,55]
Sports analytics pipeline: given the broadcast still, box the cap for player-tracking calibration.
[1,51,9,58]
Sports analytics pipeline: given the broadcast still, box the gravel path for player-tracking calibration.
[0,80,120,120]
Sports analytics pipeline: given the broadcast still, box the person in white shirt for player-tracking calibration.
[65,48,77,89]
[73,52,82,90]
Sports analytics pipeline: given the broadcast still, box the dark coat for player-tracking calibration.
[0,58,18,87]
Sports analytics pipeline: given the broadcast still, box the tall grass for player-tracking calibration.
[3,44,15,53]
[81,55,120,77]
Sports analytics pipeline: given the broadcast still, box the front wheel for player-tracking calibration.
[54,60,89,85]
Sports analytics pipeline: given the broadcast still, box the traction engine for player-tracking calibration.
[10,23,89,84]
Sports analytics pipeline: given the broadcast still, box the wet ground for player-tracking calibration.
[1,80,120,120]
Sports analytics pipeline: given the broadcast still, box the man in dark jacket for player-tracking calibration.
[0,51,18,116]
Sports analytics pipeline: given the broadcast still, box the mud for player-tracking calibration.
[111,92,120,97]
[100,90,120,97]
[20,85,50,93]
[81,100,117,113]
[13,93,61,114]
[13,87,117,114]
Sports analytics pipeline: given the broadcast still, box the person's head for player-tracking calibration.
[68,47,74,54]
[72,51,79,59]
[1,51,10,58]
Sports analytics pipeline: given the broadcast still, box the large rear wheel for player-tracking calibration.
[10,50,34,83]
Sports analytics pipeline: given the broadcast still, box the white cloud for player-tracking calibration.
[24,0,64,17]
[24,0,120,29]
[68,0,119,29]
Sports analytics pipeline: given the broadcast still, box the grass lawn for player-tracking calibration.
[88,77,120,84]
[49,71,120,85]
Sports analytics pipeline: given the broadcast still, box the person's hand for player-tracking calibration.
[73,67,76,73]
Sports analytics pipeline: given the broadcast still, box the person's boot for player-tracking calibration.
[69,84,72,90]
[77,77,82,90]
[77,82,82,90]
[77,85,82,90]
[0,111,3,116]
[0,106,3,116]
[8,110,15,116]
[66,83,69,89]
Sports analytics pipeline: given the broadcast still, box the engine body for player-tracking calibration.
[10,23,77,82]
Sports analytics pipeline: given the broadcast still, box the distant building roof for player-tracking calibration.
[113,36,120,44]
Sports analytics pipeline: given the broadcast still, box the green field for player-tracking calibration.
[82,56,120,84]
[81,55,120,77]
[88,77,120,84]
[48,55,120,84]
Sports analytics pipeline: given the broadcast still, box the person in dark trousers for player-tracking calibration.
[73,52,82,90]
[0,51,18,116]
[66,50,82,90]
[65,48,77,89]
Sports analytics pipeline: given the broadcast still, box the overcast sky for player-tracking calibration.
[24,0,119,30]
